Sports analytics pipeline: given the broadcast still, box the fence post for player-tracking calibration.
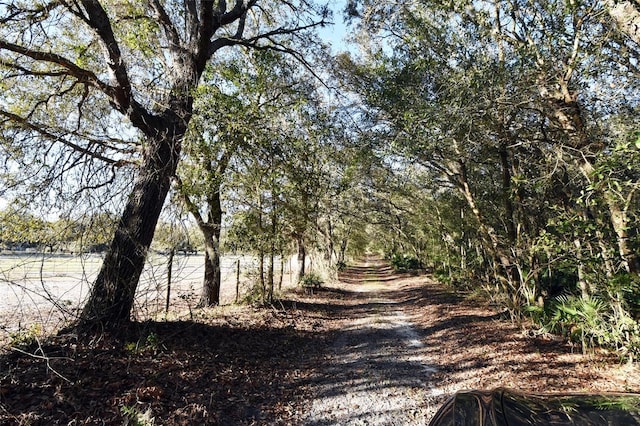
[166,249,175,314]
[235,258,240,304]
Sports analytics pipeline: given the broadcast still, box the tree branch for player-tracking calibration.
[174,175,206,227]
[0,39,109,92]
[150,0,182,50]
[76,0,134,113]
[0,1,64,25]
[0,109,133,166]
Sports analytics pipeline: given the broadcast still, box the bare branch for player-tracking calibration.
[0,39,109,92]
[218,0,259,29]
[0,1,63,25]
[0,59,68,78]
[0,109,134,166]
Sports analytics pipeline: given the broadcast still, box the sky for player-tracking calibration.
[318,0,353,54]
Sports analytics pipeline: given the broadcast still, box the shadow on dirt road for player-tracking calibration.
[299,256,638,425]
[2,256,636,425]
[302,257,443,425]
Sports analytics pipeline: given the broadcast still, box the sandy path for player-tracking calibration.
[304,258,443,425]
[300,257,640,426]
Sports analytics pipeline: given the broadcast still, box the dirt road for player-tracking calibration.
[304,257,442,424]
[2,257,639,425]
[302,257,640,425]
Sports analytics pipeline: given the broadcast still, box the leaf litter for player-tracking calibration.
[1,258,639,425]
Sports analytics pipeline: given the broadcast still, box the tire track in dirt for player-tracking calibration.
[304,258,442,425]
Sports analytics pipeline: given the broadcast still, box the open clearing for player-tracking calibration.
[1,257,639,424]
[0,253,297,342]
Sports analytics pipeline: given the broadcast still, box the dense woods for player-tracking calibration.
[1,0,640,359]
[338,0,640,357]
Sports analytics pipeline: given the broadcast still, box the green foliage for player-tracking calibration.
[240,282,266,306]
[300,272,323,288]
[610,273,640,319]
[8,323,42,348]
[0,207,118,252]
[125,332,162,356]
[546,295,607,347]
[121,405,155,426]
[0,207,52,250]
[526,293,640,359]
[389,253,422,273]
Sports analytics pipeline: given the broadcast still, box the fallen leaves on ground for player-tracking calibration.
[1,259,639,425]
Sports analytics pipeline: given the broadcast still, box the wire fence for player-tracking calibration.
[0,251,304,345]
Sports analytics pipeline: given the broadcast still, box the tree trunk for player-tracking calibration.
[235,258,240,303]
[279,257,284,291]
[259,250,266,305]
[201,247,222,306]
[268,197,277,302]
[601,188,639,274]
[605,0,640,45]
[338,232,349,264]
[199,192,223,306]
[166,248,174,314]
[573,238,590,299]
[545,76,640,275]
[323,219,334,262]
[80,127,182,327]
[297,236,306,281]
[446,154,512,278]
[460,208,467,271]
[499,144,517,244]
[268,250,275,303]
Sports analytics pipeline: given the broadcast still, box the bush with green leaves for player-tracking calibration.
[300,272,323,288]
[546,295,608,350]
[609,273,640,320]
[124,332,163,356]
[526,292,640,360]
[389,253,422,273]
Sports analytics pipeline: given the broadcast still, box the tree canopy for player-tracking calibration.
[0,0,329,328]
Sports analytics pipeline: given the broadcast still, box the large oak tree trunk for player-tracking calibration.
[1,0,326,332]
[80,125,183,327]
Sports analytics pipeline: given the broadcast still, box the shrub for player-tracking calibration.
[390,253,422,272]
[529,294,640,360]
[546,295,607,350]
[9,323,42,348]
[300,273,323,288]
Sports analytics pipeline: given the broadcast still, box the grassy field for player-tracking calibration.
[0,252,298,341]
